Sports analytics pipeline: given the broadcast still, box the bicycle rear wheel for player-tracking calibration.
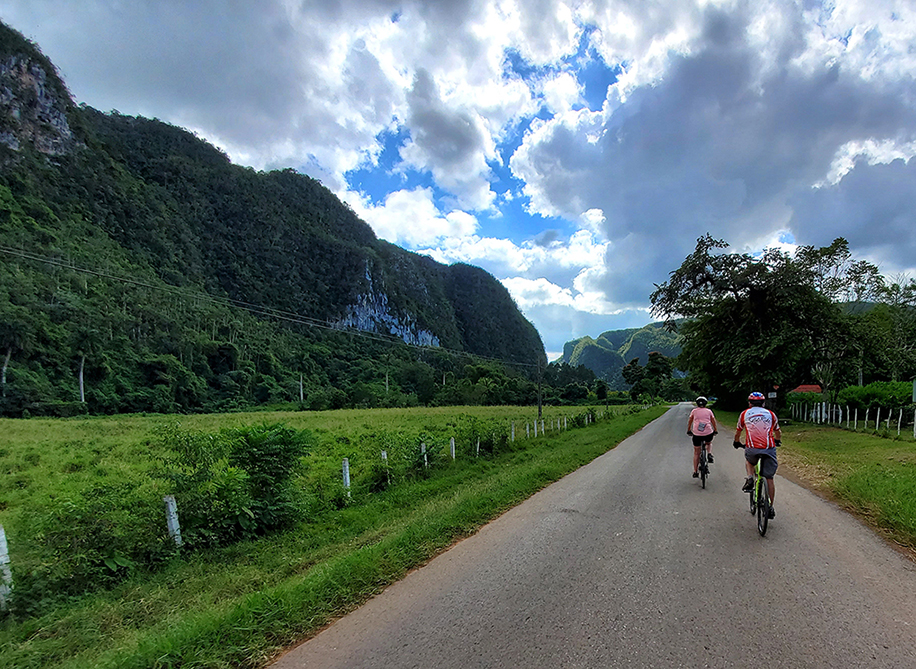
[699,451,707,489]
[756,483,769,536]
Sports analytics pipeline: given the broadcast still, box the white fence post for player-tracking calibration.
[876,408,881,431]
[564,416,568,430]
[163,495,182,547]
[854,408,858,431]
[541,419,545,434]
[421,443,428,468]
[0,525,12,611]
[846,406,850,429]
[865,408,870,430]
[450,436,456,460]
[511,422,515,442]
[897,409,902,436]
[342,458,351,497]
[526,422,530,438]
[381,450,390,485]
[476,438,480,457]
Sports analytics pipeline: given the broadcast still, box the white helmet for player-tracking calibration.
[695,396,708,406]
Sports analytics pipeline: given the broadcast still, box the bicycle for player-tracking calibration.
[698,440,710,489]
[747,457,772,536]
[688,431,715,489]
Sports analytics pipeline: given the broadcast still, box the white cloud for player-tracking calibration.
[348,187,479,246]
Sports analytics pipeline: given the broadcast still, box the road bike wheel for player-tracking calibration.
[756,483,769,536]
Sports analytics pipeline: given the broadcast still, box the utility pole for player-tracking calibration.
[537,356,543,419]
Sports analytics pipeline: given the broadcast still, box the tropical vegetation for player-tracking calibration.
[651,235,916,409]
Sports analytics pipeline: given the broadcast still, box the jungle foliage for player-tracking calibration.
[0,21,559,417]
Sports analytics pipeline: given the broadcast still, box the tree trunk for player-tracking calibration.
[79,354,86,403]
[1,347,10,397]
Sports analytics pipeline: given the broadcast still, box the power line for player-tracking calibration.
[0,244,539,370]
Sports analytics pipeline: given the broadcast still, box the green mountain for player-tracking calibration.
[0,22,545,415]
[557,323,682,389]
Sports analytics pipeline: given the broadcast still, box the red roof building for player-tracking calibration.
[790,384,822,394]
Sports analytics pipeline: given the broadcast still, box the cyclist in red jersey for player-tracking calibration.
[733,391,781,518]
[686,396,717,478]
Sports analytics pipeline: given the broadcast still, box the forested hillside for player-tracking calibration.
[0,22,549,416]
[557,322,683,389]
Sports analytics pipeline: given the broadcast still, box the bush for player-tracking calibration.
[837,382,914,413]
[156,423,311,547]
[10,479,172,615]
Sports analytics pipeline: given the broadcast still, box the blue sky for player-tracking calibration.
[4,0,916,359]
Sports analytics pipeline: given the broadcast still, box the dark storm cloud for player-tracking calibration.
[406,68,487,168]
[790,158,916,272]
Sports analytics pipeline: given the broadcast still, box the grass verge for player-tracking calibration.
[0,405,666,669]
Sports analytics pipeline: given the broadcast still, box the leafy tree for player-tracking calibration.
[650,235,878,408]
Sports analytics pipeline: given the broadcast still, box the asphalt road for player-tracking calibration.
[271,403,916,668]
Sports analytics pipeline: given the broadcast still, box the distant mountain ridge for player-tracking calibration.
[556,323,683,389]
[0,21,545,415]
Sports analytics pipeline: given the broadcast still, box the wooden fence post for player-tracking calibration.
[163,495,182,547]
[0,525,12,611]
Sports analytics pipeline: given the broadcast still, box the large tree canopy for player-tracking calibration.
[650,236,887,408]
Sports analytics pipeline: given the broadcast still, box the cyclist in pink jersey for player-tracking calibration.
[686,396,717,478]
[733,391,782,518]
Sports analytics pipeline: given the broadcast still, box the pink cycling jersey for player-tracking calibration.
[736,406,779,449]
[689,407,716,436]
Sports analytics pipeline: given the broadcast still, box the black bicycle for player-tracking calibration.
[689,431,714,488]
[698,441,710,489]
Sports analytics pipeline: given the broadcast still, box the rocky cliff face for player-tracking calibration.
[333,267,441,347]
[0,54,75,155]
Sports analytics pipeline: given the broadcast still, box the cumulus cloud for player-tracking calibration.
[348,187,479,246]
[510,1,916,303]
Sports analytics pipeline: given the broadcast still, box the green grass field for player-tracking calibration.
[0,403,665,669]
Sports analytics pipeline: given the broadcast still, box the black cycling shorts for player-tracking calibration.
[691,434,714,447]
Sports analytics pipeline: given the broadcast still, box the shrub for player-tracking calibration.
[10,479,172,615]
[837,382,914,413]
[156,423,311,547]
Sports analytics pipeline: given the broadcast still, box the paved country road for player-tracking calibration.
[271,404,916,668]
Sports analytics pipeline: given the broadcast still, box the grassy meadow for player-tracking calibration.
[0,403,666,669]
